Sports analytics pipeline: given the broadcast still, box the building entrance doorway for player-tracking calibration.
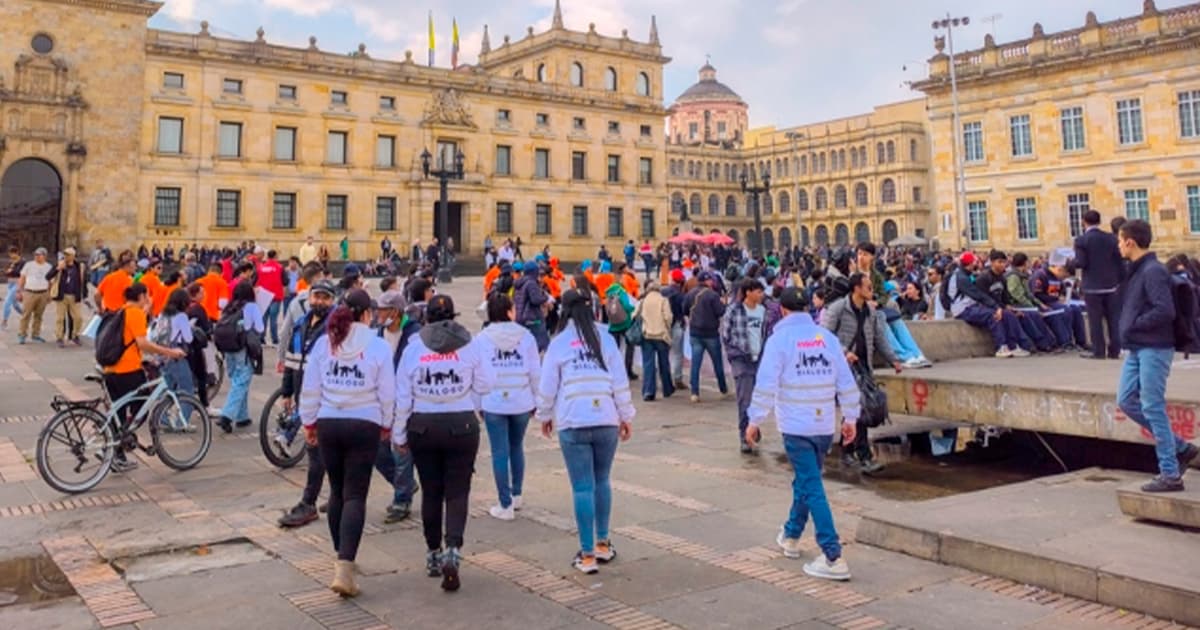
[432,201,463,252]
[0,159,62,253]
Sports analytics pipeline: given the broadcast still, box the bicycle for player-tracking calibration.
[35,369,212,494]
[258,386,306,469]
[205,349,225,402]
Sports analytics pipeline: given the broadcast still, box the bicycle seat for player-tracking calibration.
[84,374,103,384]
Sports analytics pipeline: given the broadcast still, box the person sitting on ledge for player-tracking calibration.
[943,252,1031,358]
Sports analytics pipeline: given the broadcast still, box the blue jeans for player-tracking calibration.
[524,320,549,353]
[640,339,674,399]
[883,317,922,361]
[375,441,416,504]
[559,426,619,554]
[265,300,282,344]
[689,334,728,396]
[2,286,23,321]
[220,350,253,422]
[161,357,197,422]
[782,433,842,561]
[483,412,530,508]
[1118,347,1188,479]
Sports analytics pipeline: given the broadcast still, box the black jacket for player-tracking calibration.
[381,320,421,370]
[662,284,686,324]
[1118,253,1175,350]
[682,286,725,338]
[975,268,1013,306]
[1073,227,1124,293]
[46,261,88,301]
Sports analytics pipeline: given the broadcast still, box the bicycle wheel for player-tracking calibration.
[259,388,306,469]
[35,407,115,494]
[206,353,225,402]
[150,393,211,470]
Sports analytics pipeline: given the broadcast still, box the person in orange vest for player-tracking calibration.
[483,261,502,299]
[94,254,136,315]
[140,258,168,317]
[593,260,615,298]
[197,262,230,321]
[617,262,640,299]
[157,270,183,317]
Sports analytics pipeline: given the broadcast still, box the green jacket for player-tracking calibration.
[1005,270,1044,309]
[604,284,635,333]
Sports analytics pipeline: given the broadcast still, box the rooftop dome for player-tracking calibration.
[673,62,744,105]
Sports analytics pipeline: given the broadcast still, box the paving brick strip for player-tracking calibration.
[0,435,37,482]
[0,491,150,518]
[469,550,683,630]
[41,536,156,627]
[955,574,1195,629]
[0,413,49,424]
[283,589,391,630]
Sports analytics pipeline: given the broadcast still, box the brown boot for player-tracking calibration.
[330,559,359,597]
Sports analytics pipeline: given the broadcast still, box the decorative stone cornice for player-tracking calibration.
[33,0,161,17]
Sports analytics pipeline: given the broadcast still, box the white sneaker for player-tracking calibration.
[1011,347,1031,358]
[902,357,925,369]
[916,356,934,368]
[995,346,1014,358]
[511,495,524,511]
[803,554,851,581]
[776,527,802,559]
[488,504,515,521]
[690,394,700,403]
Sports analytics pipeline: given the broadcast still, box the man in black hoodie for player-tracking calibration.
[1115,220,1199,492]
[682,272,729,402]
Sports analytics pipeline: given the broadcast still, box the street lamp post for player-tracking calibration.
[739,166,770,259]
[420,147,464,284]
[933,14,970,251]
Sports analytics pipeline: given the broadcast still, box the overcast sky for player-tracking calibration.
[152,0,1192,127]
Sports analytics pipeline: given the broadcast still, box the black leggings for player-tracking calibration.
[409,412,480,551]
[316,418,379,561]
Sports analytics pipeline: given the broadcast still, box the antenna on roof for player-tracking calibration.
[982,13,1003,38]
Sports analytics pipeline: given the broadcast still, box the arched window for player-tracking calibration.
[778,191,791,213]
[636,72,650,96]
[800,155,807,174]
[746,195,755,216]
[876,142,885,164]
[882,219,899,244]
[536,63,547,82]
[797,188,809,211]
[800,226,810,248]
[723,164,730,181]
[689,193,701,216]
[746,229,759,252]
[815,186,828,210]
[570,62,584,87]
[881,178,897,203]
[909,139,919,162]
[604,67,617,91]
[763,193,773,214]
[886,140,896,163]
[779,227,792,250]
[838,149,846,171]
[818,153,826,173]
[687,161,695,178]
[859,145,866,164]
[705,163,712,180]
[854,182,868,206]
[708,194,720,216]
[815,225,829,246]
[728,229,740,243]
[725,195,737,216]
[774,159,782,177]
[671,191,685,215]
[763,228,775,253]
[850,147,858,169]
[834,185,848,208]
[835,223,849,246]
[783,157,790,177]
[854,222,870,244]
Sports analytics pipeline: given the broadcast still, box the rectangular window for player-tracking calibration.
[535,112,549,126]
[326,131,348,164]
[217,121,242,158]
[1060,106,1086,151]
[1016,197,1039,240]
[607,207,623,237]
[153,187,181,226]
[272,193,296,229]
[157,117,183,154]
[1117,98,1144,145]
[572,117,586,131]
[375,135,395,167]
[495,145,512,176]
[1124,189,1150,222]
[222,78,243,94]
[912,186,922,203]
[1067,193,1090,238]
[968,200,989,242]
[1010,114,1033,157]
[326,194,347,230]
[379,95,395,110]
[1180,90,1200,139]
[435,140,458,170]
[963,121,984,162]
[278,84,297,100]
[534,148,550,178]
[274,127,296,161]
[1188,185,1200,234]
[162,72,184,89]
[331,90,348,106]
[639,157,653,185]
[572,151,586,181]
[607,121,620,135]
[495,202,513,234]
[535,204,552,235]
[215,190,241,227]
[640,209,655,237]
[572,206,589,236]
[717,121,727,140]
[688,122,698,140]
[376,197,396,231]
[496,109,512,124]
[607,155,621,183]
[640,124,652,138]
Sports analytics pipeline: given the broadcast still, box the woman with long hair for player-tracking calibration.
[300,289,395,597]
[156,288,198,427]
[214,280,264,433]
[184,283,211,408]
[537,289,635,574]
[395,295,492,592]
[476,293,540,520]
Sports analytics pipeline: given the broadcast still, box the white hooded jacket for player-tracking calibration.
[299,322,396,430]
[536,322,635,430]
[394,321,493,446]
[476,322,541,415]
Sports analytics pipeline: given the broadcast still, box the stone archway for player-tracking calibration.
[0,158,63,253]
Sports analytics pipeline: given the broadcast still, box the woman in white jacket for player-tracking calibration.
[537,289,636,575]
[299,289,395,598]
[477,293,541,521]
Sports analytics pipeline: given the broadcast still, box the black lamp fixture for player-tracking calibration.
[740,165,770,258]
[420,146,465,283]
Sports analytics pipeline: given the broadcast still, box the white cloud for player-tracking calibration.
[162,0,195,21]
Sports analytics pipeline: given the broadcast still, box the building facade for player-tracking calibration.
[1,0,668,260]
[916,1,1200,253]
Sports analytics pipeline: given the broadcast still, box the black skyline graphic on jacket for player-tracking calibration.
[327,361,365,380]
[418,367,463,386]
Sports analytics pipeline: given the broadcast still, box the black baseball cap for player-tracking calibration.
[343,288,373,312]
[426,294,458,322]
[779,287,808,312]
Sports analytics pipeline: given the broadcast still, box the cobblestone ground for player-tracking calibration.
[0,279,1190,630]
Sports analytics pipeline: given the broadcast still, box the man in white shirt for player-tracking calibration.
[17,247,54,344]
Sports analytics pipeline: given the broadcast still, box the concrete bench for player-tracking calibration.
[903,319,995,362]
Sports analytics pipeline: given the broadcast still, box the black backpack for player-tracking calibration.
[212,308,246,353]
[94,309,132,367]
[1170,274,1200,357]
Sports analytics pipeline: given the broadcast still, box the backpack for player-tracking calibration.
[94,309,132,367]
[212,308,246,353]
[853,363,890,428]
[1170,274,1200,357]
[605,292,628,326]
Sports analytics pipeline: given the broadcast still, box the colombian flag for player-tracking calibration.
[451,19,460,69]
[427,11,435,67]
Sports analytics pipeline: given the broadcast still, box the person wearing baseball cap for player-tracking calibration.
[373,288,420,523]
[16,246,53,344]
[47,245,88,346]
[947,251,1031,358]
[744,284,859,581]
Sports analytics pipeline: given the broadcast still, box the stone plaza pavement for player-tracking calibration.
[0,278,1192,630]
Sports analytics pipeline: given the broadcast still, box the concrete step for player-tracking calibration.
[854,469,1200,627]
[1117,482,1200,528]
